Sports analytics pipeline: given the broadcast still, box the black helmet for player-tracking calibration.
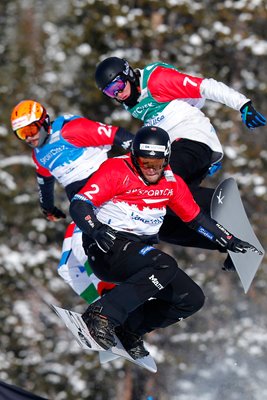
[95,57,136,91]
[132,126,171,164]
[131,126,171,185]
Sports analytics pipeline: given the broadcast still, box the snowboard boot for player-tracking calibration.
[82,303,117,350]
[115,325,149,360]
[222,254,236,272]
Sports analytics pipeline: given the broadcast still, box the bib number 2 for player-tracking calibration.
[84,184,100,199]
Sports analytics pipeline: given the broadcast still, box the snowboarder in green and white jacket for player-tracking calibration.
[94,57,266,270]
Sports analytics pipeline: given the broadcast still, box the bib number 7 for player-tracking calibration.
[183,77,198,87]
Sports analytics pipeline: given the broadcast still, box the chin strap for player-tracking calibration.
[37,126,50,147]
[122,80,141,108]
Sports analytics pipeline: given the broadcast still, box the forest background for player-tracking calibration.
[0,1,267,399]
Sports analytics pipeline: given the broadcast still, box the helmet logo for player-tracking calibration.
[164,140,171,156]
[123,60,130,76]
[12,116,29,130]
[140,143,166,153]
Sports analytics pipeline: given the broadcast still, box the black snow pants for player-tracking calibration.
[83,234,205,336]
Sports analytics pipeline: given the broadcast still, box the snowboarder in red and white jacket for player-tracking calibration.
[69,126,261,358]
[11,99,134,221]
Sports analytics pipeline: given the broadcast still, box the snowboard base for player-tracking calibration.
[211,178,265,293]
[52,304,157,373]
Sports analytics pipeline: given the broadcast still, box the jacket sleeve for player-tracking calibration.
[36,173,55,211]
[169,174,240,251]
[200,78,250,110]
[61,117,131,148]
[148,66,203,102]
[168,174,200,222]
[113,127,134,151]
[32,151,55,211]
[32,150,52,177]
[186,210,237,250]
[69,197,101,236]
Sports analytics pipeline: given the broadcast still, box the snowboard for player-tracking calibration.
[211,177,265,293]
[52,304,157,373]
[98,350,120,364]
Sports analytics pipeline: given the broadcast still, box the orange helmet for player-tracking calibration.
[11,100,50,147]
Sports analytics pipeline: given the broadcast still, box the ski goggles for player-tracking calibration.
[14,123,40,140]
[103,75,127,98]
[137,157,165,171]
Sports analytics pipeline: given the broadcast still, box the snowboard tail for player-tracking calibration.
[211,178,265,293]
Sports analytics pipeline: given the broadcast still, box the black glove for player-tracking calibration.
[240,101,266,129]
[227,237,263,255]
[41,206,66,221]
[91,224,117,253]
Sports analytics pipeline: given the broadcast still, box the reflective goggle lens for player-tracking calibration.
[103,76,127,98]
[138,157,165,171]
[15,124,40,140]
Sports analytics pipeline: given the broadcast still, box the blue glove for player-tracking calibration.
[208,161,222,176]
[240,101,266,129]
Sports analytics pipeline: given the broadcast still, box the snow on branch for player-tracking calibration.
[0,155,34,168]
